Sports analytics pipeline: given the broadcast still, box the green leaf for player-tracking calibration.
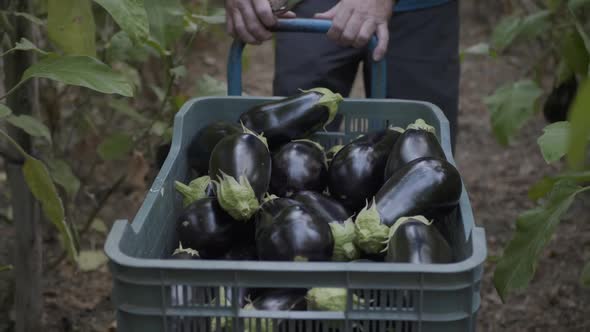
[581,261,590,287]
[493,181,587,301]
[537,121,571,163]
[144,0,185,49]
[491,11,551,53]
[94,0,149,43]
[6,115,52,143]
[46,158,80,197]
[491,16,522,52]
[567,79,590,169]
[194,74,227,97]
[12,12,44,25]
[23,157,77,260]
[19,55,133,97]
[76,250,108,271]
[1,38,48,57]
[560,28,590,77]
[460,42,493,61]
[519,10,552,40]
[569,0,590,10]
[190,13,225,25]
[106,31,152,63]
[48,0,96,56]
[151,121,169,137]
[528,170,590,200]
[90,218,108,234]
[97,133,133,160]
[0,103,12,118]
[170,65,187,78]
[109,99,149,123]
[484,80,543,146]
[0,265,13,272]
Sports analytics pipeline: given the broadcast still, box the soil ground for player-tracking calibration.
[1,1,590,331]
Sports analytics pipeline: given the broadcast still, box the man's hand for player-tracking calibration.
[226,0,296,45]
[314,0,393,61]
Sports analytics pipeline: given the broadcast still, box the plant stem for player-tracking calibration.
[0,129,28,158]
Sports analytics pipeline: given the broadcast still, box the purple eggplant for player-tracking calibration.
[187,121,241,175]
[292,191,351,225]
[209,130,271,221]
[384,119,445,179]
[385,217,452,264]
[256,205,334,262]
[270,140,328,197]
[328,127,402,212]
[239,88,343,149]
[355,158,462,254]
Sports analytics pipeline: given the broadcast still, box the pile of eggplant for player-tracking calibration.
[169,87,463,313]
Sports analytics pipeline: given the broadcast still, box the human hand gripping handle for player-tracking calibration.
[225,0,296,45]
[314,0,393,61]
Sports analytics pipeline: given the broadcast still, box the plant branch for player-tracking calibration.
[0,128,28,158]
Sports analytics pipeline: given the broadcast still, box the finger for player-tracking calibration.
[226,12,235,38]
[253,0,276,27]
[314,3,339,19]
[340,11,364,46]
[327,6,353,42]
[373,23,390,61]
[353,20,375,49]
[233,10,257,44]
[279,11,296,18]
[240,1,272,42]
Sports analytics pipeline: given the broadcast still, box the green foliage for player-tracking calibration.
[1,38,48,56]
[493,181,588,301]
[0,104,12,118]
[46,158,80,197]
[17,55,134,97]
[528,170,590,200]
[0,265,13,272]
[144,0,185,49]
[490,11,551,53]
[484,80,543,145]
[566,79,590,169]
[76,250,108,271]
[23,157,77,260]
[560,28,590,76]
[94,0,149,43]
[537,121,571,163]
[581,262,590,287]
[47,0,96,56]
[6,115,52,143]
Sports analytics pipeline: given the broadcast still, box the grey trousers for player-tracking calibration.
[273,1,460,148]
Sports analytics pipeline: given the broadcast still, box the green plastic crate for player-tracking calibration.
[104,96,487,332]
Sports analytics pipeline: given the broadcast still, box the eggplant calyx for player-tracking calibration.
[300,87,344,125]
[215,171,260,221]
[353,199,390,255]
[174,176,211,207]
[292,139,325,153]
[172,242,200,257]
[330,219,360,262]
[388,125,405,133]
[381,215,433,253]
[241,122,269,149]
[306,288,362,311]
[406,118,435,133]
[327,144,344,157]
[263,193,279,203]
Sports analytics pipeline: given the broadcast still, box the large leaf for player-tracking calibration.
[567,79,590,169]
[560,28,590,77]
[47,0,96,56]
[77,250,108,271]
[97,133,133,160]
[6,115,52,143]
[581,262,590,287]
[94,0,149,43]
[484,80,543,146]
[528,170,590,201]
[493,181,587,301]
[537,121,571,163]
[0,104,11,118]
[19,55,133,97]
[47,158,80,197]
[144,0,185,49]
[23,157,77,260]
[490,11,551,53]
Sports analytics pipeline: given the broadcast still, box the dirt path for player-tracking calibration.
[1,1,589,331]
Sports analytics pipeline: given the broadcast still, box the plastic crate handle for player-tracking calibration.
[227,18,387,98]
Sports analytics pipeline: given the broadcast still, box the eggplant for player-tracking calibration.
[256,205,334,261]
[543,76,578,123]
[355,157,462,254]
[176,198,241,259]
[328,127,402,212]
[384,119,445,179]
[293,191,351,224]
[270,140,328,197]
[385,217,452,264]
[209,130,271,220]
[239,88,343,149]
[187,121,242,175]
[223,242,258,261]
[254,197,302,238]
[326,144,344,165]
[174,175,215,207]
[247,288,307,311]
